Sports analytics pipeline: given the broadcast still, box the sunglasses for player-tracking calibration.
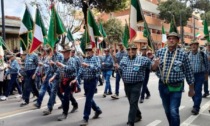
[86,49,92,52]
[127,48,137,51]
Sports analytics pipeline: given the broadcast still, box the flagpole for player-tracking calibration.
[138,0,155,52]
[138,0,165,81]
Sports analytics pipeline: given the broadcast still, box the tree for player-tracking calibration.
[60,0,129,25]
[201,11,210,25]
[60,0,129,12]
[157,0,193,26]
[192,0,210,12]
[102,18,123,45]
[29,0,83,35]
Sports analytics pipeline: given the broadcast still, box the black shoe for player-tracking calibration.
[94,89,98,94]
[145,95,150,99]
[98,84,103,86]
[103,93,106,98]
[33,103,41,109]
[191,108,199,115]
[33,99,37,102]
[92,110,102,119]
[139,99,144,103]
[202,93,209,98]
[107,92,112,95]
[58,105,62,109]
[127,122,134,126]
[20,102,28,107]
[70,106,78,113]
[43,109,52,116]
[135,115,142,122]
[75,88,81,93]
[57,114,67,121]
[80,119,88,126]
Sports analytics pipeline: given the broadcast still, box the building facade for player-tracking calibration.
[0,16,21,51]
[99,0,204,50]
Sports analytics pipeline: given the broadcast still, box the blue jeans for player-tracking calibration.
[159,81,182,126]
[103,70,112,94]
[35,75,41,90]
[5,74,22,97]
[193,72,205,111]
[37,76,51,106]
[140,69,150,100]
[47,78,59,111]
[115,72,121,95]
[22,70,35,103]
[83,79,101,121]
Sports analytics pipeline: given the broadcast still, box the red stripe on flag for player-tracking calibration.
[130,28,136,40]
[30,37,42,53]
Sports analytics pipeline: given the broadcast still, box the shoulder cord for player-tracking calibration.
[162,49,177,84]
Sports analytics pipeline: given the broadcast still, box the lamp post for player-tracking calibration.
[1,0,6,41]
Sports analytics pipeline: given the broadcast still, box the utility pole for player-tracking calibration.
[180,11,184,46]
[1,0,6,41]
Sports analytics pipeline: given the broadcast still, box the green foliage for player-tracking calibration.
[103,18,123,44]
[201,11,210,25]
[157,0,192,26]
[193,0,210,12]
[59,0,129,13]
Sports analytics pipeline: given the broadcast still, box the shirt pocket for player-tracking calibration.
[173,60,182,72]
[133,64,141,72]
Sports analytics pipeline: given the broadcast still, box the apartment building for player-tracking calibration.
[100,0,204,50]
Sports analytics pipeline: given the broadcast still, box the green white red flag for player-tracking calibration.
[162,25,167,47]
[129,0,143,42]
[29,8,44,53]
[87,9,101,48]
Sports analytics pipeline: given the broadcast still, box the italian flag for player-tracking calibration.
[29,8,44,53]
[130,0,143,42]
[162,25,167,47]
[87,9,101,48]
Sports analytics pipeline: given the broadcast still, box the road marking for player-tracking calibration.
[0,85,125,119]
[146,120,161,126]
[200,113,210,117]
[0,92,105,120]
[181,100,210,126]
[179,106,185,110]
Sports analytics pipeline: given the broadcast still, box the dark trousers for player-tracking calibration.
[22,70,38,103]
[58,78,78,115]
[61,85,78,115]
[0,81,7,96]
[124,82,142,124]
[140,69,150,100]
[115,72,121,95]
[193,72,205,111]
[98,75,103,85]
[5,74,22,97]
[83,79,101,121]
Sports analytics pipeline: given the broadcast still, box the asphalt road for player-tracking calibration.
[0,73,210,126]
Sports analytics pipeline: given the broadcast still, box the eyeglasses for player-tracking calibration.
[127,48,137,51]
[86,50,92,52]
